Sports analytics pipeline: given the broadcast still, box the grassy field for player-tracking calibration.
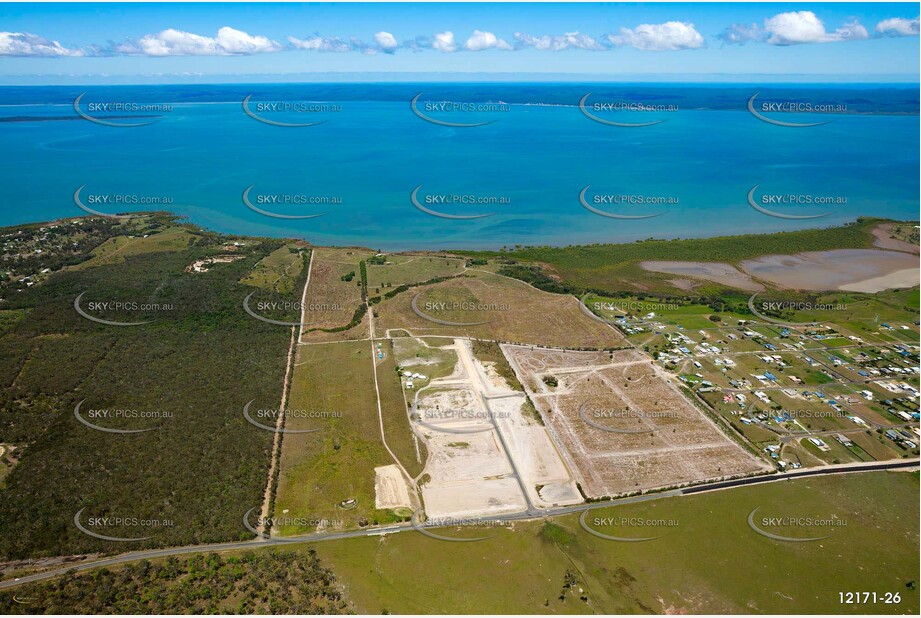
[299,247,373,342]
[374,338,427,479]
[312,470,919,614]
[365,254,466,292]
[582,293,755,330]
[273,341,412,535]
[239,243,307,295]
[70,226,198,270]
[373,270,624,349]
[751,288,919,329]
[391,336,459,387]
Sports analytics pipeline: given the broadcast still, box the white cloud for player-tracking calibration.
[763,11,868,45]
[431,31,456,53]
[715,23,762,45]
[287,35,352,52]
[0,31,83,56]
[464,30,512,51]
[876,16,920,37]
[119,26,280,56]
[720,11,873,45]
[214,26,281,54]
[607,21,705,51]
[513,31,604,51]
[373,31,399,53]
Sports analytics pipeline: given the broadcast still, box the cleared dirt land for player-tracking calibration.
[504,345,769,497]
[373,270,624,348]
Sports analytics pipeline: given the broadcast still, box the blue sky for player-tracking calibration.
[0,3,918,83]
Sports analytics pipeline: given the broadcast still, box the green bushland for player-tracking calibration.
[0,218,304,559]
[358,260,368,299]
[0,550,349,614]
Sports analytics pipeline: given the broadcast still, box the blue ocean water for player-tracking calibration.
[0,84,917,250]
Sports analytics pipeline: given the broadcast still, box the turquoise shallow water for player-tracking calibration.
[0,84,917,250]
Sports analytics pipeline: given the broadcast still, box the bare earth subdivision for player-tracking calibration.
[503,345,770,497]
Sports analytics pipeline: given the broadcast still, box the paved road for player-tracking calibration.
[1,458,916,592]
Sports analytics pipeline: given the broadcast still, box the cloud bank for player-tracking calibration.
[3,13,918,57]
[718,11,917,46]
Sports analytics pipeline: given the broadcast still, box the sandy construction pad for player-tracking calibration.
[490,394,582,508]
[374,465,413,511]
[421,477,527,520]
[413,338,583,518]
[420,431,527,519]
